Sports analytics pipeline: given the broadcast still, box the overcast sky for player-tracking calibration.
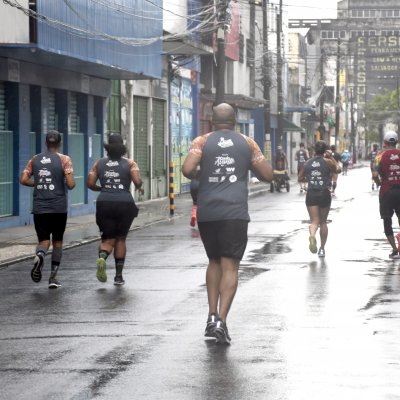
[284,0,339,20]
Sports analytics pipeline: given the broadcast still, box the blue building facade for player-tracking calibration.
[0,0,163,228]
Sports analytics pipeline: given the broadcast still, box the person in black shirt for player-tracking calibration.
[299,141,339,257]
[87,134,143,285]
[20,131,75,288]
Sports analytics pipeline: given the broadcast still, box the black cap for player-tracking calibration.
[46,130,61,145]
[108,134,123,145]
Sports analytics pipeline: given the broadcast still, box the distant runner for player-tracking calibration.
[295,143,309,193]
[372,131,400,259]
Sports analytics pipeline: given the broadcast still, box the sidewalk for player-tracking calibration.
[0,182,271,267]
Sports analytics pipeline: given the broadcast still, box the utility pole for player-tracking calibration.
[397,77,400,133]
[276,0,283,145]
[249,1,255,97]
[350,88,356,164]
[262,0,270,144]
[335,39,340,146]
[319,49,325,141]
[215,0,229,105]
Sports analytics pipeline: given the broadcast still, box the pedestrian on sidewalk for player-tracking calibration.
[87,134,143,285]
[182,103,273,344]
[341,149,351,175]
[372,131,400,259]
[19,130,75,288]
[299,140,339,258]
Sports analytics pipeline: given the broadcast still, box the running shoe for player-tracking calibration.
[31,253,44,283]
[48,276,61,289]
[318,248,325,257]
[96,258,107,282]
[214,319,231,345]
[204,313,218,338]
[389,250,400,259]
[309,236,317,254]
[114,275,125,286]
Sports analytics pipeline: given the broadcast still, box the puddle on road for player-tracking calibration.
[247,236,291,263]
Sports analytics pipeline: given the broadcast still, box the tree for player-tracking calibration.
[365,88,399,145]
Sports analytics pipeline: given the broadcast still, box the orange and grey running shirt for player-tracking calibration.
[89,157,139,203]
[23,151,73,214]
[374,149,400,198]
[188,130,265,222]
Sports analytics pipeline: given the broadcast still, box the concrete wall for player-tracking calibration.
[0,0,29,43]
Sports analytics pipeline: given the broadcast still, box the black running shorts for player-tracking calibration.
[305,189,332,208]
[34,213,68,242]
[379,188,400,219]
[96,201,138,240]
[197,219,249,260]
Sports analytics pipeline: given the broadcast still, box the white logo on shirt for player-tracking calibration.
[312,161,321,167]
[38,169,51,177]
[217,137,234,148]
[229,175,237,183]
[40,157,51,164]
[215,155,235,167]
[106,160,119,167]
[104,170,120,178]
[390,154,400,161]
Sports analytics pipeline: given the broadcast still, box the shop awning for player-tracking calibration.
[283,118,305,132]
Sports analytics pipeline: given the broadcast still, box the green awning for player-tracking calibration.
[283,118,305,132]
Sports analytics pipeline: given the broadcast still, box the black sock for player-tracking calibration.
[115,258,125,277]
[50,262,60,278]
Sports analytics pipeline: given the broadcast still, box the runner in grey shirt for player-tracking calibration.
[87,134,143,285]
[20,130,75,288]
[182,103,273,344]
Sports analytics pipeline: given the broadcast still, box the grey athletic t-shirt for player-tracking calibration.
[94,157,135,203]
[304,156,332,191]
[28,151,71,214]
[195,130,253,222]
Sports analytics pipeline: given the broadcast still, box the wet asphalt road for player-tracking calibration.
[1,166,400,399]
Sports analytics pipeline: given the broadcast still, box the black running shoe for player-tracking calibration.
[31,253,44,283]
[214,319,231,345]
[48,276,61,289]
[204,313,218,337]
[113,275,125,286]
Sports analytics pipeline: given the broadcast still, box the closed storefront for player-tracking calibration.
[152,99,166,196]
[134,96,150,199]
[0,82,13,217]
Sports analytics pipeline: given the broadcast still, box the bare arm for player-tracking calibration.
[20,171,34,187]
[87,160,101,191]
[251,159,273,183]
[182,152,201,179]
[65,172,76,190]
[130,168,143,191]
